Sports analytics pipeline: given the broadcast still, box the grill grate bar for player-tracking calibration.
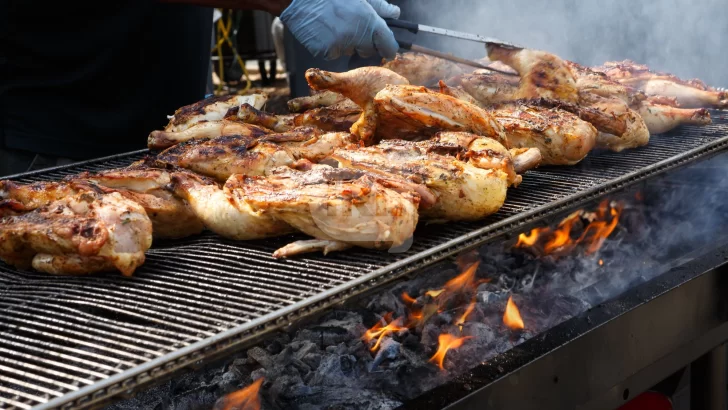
[2,117,728,410]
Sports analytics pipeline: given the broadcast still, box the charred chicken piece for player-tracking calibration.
[237,103,296,132]
[490,104,598,165]
[595,60,728,108]
[305,67,410,142]
[578,93,650,152]
[331,138,510,222]
[229,164,420,257]
[148,120,271,150]
[382,52,465,86]
[0,189,152,276]
[292,106,363,133]
[168,169,292,241]
[486,44,579,103]
[163,94,267,133]
[156,130,356,181]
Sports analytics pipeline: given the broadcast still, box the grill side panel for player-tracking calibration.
[1,115,728,409]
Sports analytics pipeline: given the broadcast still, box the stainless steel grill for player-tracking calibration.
[2,112,728,410]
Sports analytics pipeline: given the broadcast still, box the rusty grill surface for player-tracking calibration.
[2,112,728,409]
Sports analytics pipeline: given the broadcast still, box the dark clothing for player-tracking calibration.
[0,146,73,177]
[0,2,213,160]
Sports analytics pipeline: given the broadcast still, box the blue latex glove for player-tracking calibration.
[280,0,401,61]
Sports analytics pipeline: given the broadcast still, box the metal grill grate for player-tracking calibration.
[2,112,728,409]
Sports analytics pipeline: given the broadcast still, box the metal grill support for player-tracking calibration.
[1,113,728,409]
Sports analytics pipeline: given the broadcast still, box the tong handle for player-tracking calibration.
[384,18,419,34]
[396,39,413,50]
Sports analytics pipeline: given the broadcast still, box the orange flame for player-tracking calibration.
[425,289,445,298]
[429,333,473,370]
[455,299,477,329]
[503,296,525,330]
[599,259,604,266]
[401,291,417,305]
[219,378,264,410]
[514,200,623,257]
[363,314,406,352]
[442,261,480,295]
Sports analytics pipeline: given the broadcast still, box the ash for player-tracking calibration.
[107,156,728,410]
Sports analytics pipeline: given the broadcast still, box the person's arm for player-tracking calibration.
[161,0,402,60]
[159,0,291,16]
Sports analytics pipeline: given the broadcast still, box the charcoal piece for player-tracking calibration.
[298,324,357,347]
[461,322,496,345]
[308,354,359,387]
[302,352,323,369]
[419,323,441,349]
[247,346,274,369]
[289,357,311,374]
[294,340,320,360]
[269,373,304,400]
[250,368,267,381]
[210,369,241,396]
[366,291,406,318]
[295,388,402,410]
[348,339,369,357]
[369,338,401,371]
[266,334,290,355]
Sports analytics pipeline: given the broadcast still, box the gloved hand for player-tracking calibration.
[280,0,401,61]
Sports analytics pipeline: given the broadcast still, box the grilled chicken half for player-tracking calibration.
[156,129,356,181]
[330,136,512,222]
[230,164,420,257]
[632,97,711,134]
[595,60,728,108]
[0,188,152,276]
[148,120,271,150]
[162,94,268,133]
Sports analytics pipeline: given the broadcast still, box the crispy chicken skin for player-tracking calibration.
[486,44,579,103]
[163,94,268,133]
[578,93,650,152]
[287,90,358,113]
[372,84,508,144]
[383,52,465,86]
[156,130,356,181]
[633,97,711,134]
[0,189,152,276]
[148,120,271,150]
[292,106,363,133]
[331,138,509,222]
[237,103,296,132]
[306,67,410,142]
[169,169,292,241]
[595,60,728,108]
[491,104,597,165]
[229,164,420,257]
[458,72,521,105]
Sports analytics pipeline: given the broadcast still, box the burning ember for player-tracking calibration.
[503,296,525,330]
[216,378,264,410]
[514,199,624,257]
[429,334,473,370]
[363,313,406,352]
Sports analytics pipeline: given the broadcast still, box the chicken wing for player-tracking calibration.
[168,169,292,241]
[382,52,465,86]
[163,94,268,133]
[595,60,727,108]
[0,189,152,276]
[306,67,410,142]
[229,165,419,257]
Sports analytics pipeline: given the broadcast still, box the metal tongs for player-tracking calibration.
[385,18,521,76]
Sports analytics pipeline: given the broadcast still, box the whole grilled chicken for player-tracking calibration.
[595,60,728,108]
[0,188,152,276]
[382,52,465,86]
[330,137,511,222]
[486,44,579,103]
[156,129,356,181]
[306,66,410,142]
[162,94,267,133]
[148,120,271,150]
[230,164,420,257]
[168,169,292,241]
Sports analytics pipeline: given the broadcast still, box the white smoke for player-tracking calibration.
[394,0,727,87]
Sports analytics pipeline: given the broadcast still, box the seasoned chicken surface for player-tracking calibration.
[578,93,650,152]
[382,52,465,86]
[0,189,152,276]
[293,106,362,132]
[595,61,728,108]
[169,169,292,240]
[372,84,508,144]
[486,44,579,103]
[567,61,638,104]
[306,67,410,142]
[148,120,271,150]
[331,138,510,222]
[230,165,420,256]
[632,97,711,134]
[163,94,268,133]
[237,103,295,132]
[458,72,520,105]
[491,104,597,165]
[287,90,358,113]
[156,130,355,181]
